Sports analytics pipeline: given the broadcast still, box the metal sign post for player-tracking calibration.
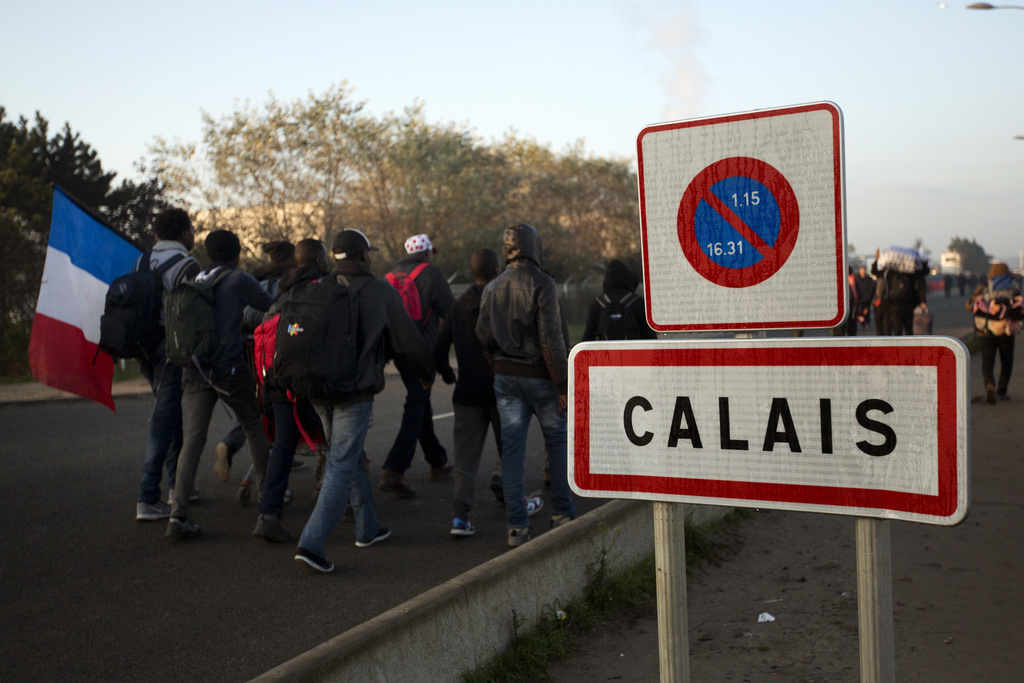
[857,517,896,682]
[654,501,690,682]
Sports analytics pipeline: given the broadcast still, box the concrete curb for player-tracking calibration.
[252,500,729,682]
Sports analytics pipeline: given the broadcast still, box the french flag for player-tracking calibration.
[28,186,140,411]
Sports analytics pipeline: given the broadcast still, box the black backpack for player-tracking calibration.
[98,252,184,360]
[596,292,642,340]
[164,269,231,369]
[886,270,914,305]
[273,276,371,402]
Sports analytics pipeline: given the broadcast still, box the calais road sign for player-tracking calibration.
[568,337,970,526]
[637,102,846,331]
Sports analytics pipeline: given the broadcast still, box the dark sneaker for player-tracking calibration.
[253,515,293,543]
[166,517,201,540]
[295,547,334,573]
[998,393,1011,402]
[214,443,232,481]
[136,500,171,521]
[355,526,391,548]
[429,463,454,481]
[987,383,997,405]
[379,471,416,498]
[507,526,533,549]
[451,518,475,537]
[490,475,504,503]
[550,514,574,529]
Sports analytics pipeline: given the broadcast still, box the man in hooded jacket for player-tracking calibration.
[476,224,576,548]
[580,259,656,342]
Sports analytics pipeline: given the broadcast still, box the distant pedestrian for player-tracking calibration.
[958,272,967,297]
[166,230,274,540]
[380,234,456,498]
[581,259,656,342]
[477,223,576,548]
[293,229,434,573]
[435,248,505,537]
[134,209,200,522]
[854,265,874,331]
[968,262,1023,404]
[876,247,928,336]
[944,274,953,298]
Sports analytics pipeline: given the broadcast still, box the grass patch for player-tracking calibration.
[462,508,747,683]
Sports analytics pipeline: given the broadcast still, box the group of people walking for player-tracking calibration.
[129,210,653,574]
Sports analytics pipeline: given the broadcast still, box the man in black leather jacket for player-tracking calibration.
[476,223,576,548]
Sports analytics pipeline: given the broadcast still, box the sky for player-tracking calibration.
[3,1,1022,265]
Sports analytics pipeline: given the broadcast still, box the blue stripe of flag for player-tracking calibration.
[48,186,140,285]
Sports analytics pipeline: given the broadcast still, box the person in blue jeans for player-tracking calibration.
[294,229,433,574]
[476,223,576,548]
[135,209,200,522]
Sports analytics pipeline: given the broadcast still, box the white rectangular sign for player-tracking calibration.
[637,102,846,332]
[569,337,970,525]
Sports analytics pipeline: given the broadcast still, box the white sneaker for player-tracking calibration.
[136,500,171,521]
[525,491,544,517]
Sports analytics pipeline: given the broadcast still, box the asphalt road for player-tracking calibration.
[0,376,607,681]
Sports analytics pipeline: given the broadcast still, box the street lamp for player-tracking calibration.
[966,3,1024,8]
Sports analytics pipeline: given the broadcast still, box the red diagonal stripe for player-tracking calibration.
[701,190,773,257]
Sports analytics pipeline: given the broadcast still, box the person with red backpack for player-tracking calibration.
[251,239,331,543]
[379,234,456,498]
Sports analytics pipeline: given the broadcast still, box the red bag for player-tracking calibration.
[253,313,280,386]
[385,262,431,324]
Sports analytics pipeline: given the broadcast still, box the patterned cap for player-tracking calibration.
[404,234,436,254]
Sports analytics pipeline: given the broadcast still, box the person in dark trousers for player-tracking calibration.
[252,239,331,543]
[166,230,274,540]
[854,265,875,331]
[968,262,1024,404]
[476,223,576,549]
[580,259,656,342]
[215,240,297,481]
[135,209,201,521]
[294,229,434,574]
[380,234,456,498]
[435,249,505,537]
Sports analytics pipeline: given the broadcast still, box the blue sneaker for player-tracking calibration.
[451,517,475,537]
[525,491,544,517]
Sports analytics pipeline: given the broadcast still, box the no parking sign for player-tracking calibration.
[638,102,846,331]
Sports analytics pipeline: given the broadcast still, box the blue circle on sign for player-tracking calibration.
[693,176,781,269]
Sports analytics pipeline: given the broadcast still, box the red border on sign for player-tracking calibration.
[572,344,962,521]
[677,157,799,288]
[636,102,845,331]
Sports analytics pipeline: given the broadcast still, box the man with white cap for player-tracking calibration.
[379,234,456,497]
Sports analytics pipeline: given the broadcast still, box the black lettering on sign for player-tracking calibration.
[856,399,897,457]
[719,397,748,450]
[762,398,801,453]
[668,396,702,448]
[624,396,654,447]
[819,399,833,454]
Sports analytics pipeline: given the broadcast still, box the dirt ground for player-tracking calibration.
[540,353,1024,682]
